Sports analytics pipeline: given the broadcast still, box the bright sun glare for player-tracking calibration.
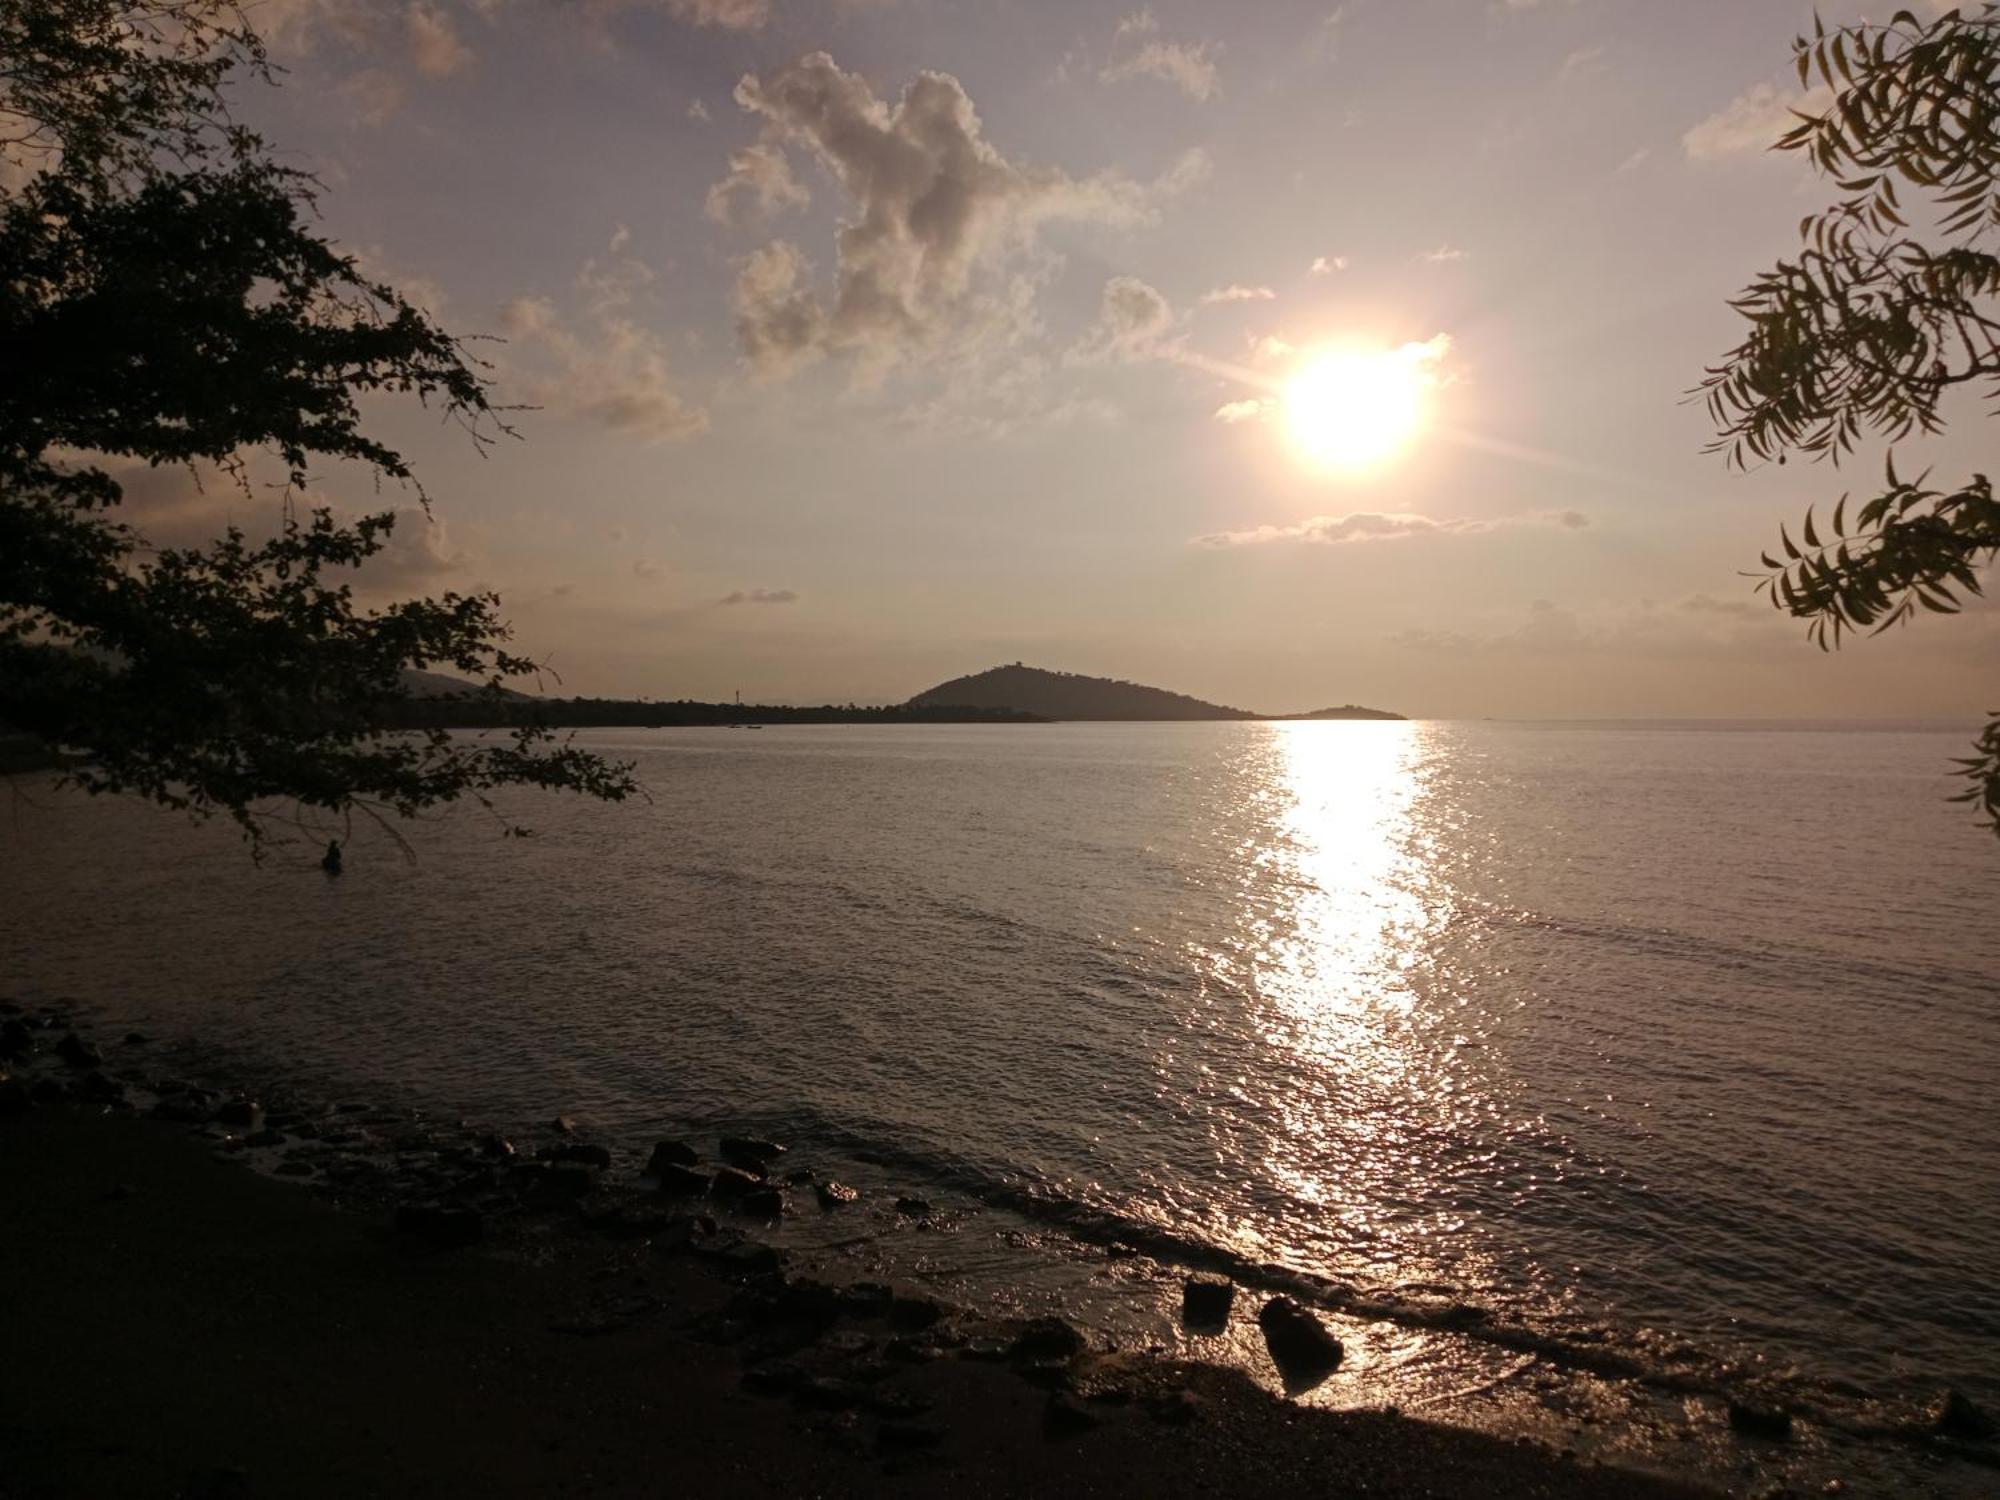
[1284,340,1445,472]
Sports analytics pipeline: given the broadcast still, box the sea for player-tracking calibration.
[5,720,1996,1496]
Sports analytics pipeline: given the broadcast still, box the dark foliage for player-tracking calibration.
[1701,6,2000,833]
[0,0,636,850]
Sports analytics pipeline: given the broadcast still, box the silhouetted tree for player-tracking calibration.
[1703,7,2000,834]
[1,0,636,850]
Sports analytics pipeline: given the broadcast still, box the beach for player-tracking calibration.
[0,1021,1722,1500]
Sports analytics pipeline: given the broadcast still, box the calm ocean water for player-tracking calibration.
[5,721,1996,1492]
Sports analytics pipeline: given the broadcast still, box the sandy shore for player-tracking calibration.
[0,1079,1722,1500]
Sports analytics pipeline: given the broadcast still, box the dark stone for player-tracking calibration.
[56,1032,102,1069]
[123,1032,150,1046]
[1043,1391,1099,1438]
[708,1165,763,1203]
[894,1196,931,1217]
[646,1138,699,1174]
[1182,1276,1234,1329]
[741,1363,804,1397]
[0,1019,33,1059]
[838,1282,895,1317]
[653,1164,710,1197]
[0,1074,28,1116]
[888,1296,944,1332]
[75,1071,126,1104]
[1932,1388,1993,1441]
[154,1092,215,1125]
[550,1114,577,1135]
[876,1421,944,1451]
[719,1135,785,1170]
[793,1375,866,1411]
[480,1134,515,1158]
[30,1079,67,1106]
[274,1160,315,1177]
[178,1466,251,1500]
[694,1233,785,1278]
[815,1180,859,1208]
[1726,1400,1793,1442]
[1144,1390,1201,1426]
[1010,1316,1085,1362]
[215,1098,264,1130]
[513,1162,596,1207]
[395,1203,483,1249]
[736,1186,785,1220]
[1257,1297,1343,1387]
[554,1142,613,1169]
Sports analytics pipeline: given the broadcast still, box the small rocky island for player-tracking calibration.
[907,664,1404,722]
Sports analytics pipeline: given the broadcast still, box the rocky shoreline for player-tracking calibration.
[0,1001,1985,1498]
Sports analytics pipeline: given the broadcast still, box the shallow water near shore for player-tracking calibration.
[6,720,1997,1494]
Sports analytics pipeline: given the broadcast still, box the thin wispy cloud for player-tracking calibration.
[1683,80,1832,161]
[1194,508,1588,548]
[720,587,799,605]
[1421,245,1469,264]
[1198,284,1275,306]
[1102,10,1222,102]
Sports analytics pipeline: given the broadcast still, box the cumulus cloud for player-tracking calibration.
[1199,284,1275,305]
[1071,275,1175,362]
[704,141,811,226]
[1194,508,1588,548]
[720,587,799,605]
[1102,10,1222,102]
[1309,254,1348,274]
[500,230,708,442]
[724,51,1199,380]
[1683,81,1832,161]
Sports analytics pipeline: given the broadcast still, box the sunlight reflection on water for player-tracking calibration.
[1189,722,1502,1297]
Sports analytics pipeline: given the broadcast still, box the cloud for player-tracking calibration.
[659,0,769,28]
[340,68,405,127]
[1683,81,1832,161]
[1199,284,1275,306]
[720,587,799,605]
[1194,508,1588,548]
[1071,275,1175,362]
[406,4,470,76]
[688,98,713,123]
[1309,255,1348,274]
[1102,10,1222,103]
[725,51,1197,380]
[633,558,667,580]
[1214,398,1272,424]
[501,232,708,442]
[704,141,811,226]
[1421,245,1468,264]
[1615,147,1650,174]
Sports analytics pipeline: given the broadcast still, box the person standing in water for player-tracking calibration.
[321,839,343,875]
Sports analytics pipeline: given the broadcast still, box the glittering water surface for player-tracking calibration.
[5,721,1996,1491]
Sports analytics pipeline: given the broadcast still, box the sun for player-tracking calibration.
[1284,340,1445,472]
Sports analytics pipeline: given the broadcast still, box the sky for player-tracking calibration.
[162,0,1994,717]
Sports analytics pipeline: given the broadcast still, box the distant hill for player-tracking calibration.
[908,664,1402,721]
[910,664,1251,720]
[399,669,530,701]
